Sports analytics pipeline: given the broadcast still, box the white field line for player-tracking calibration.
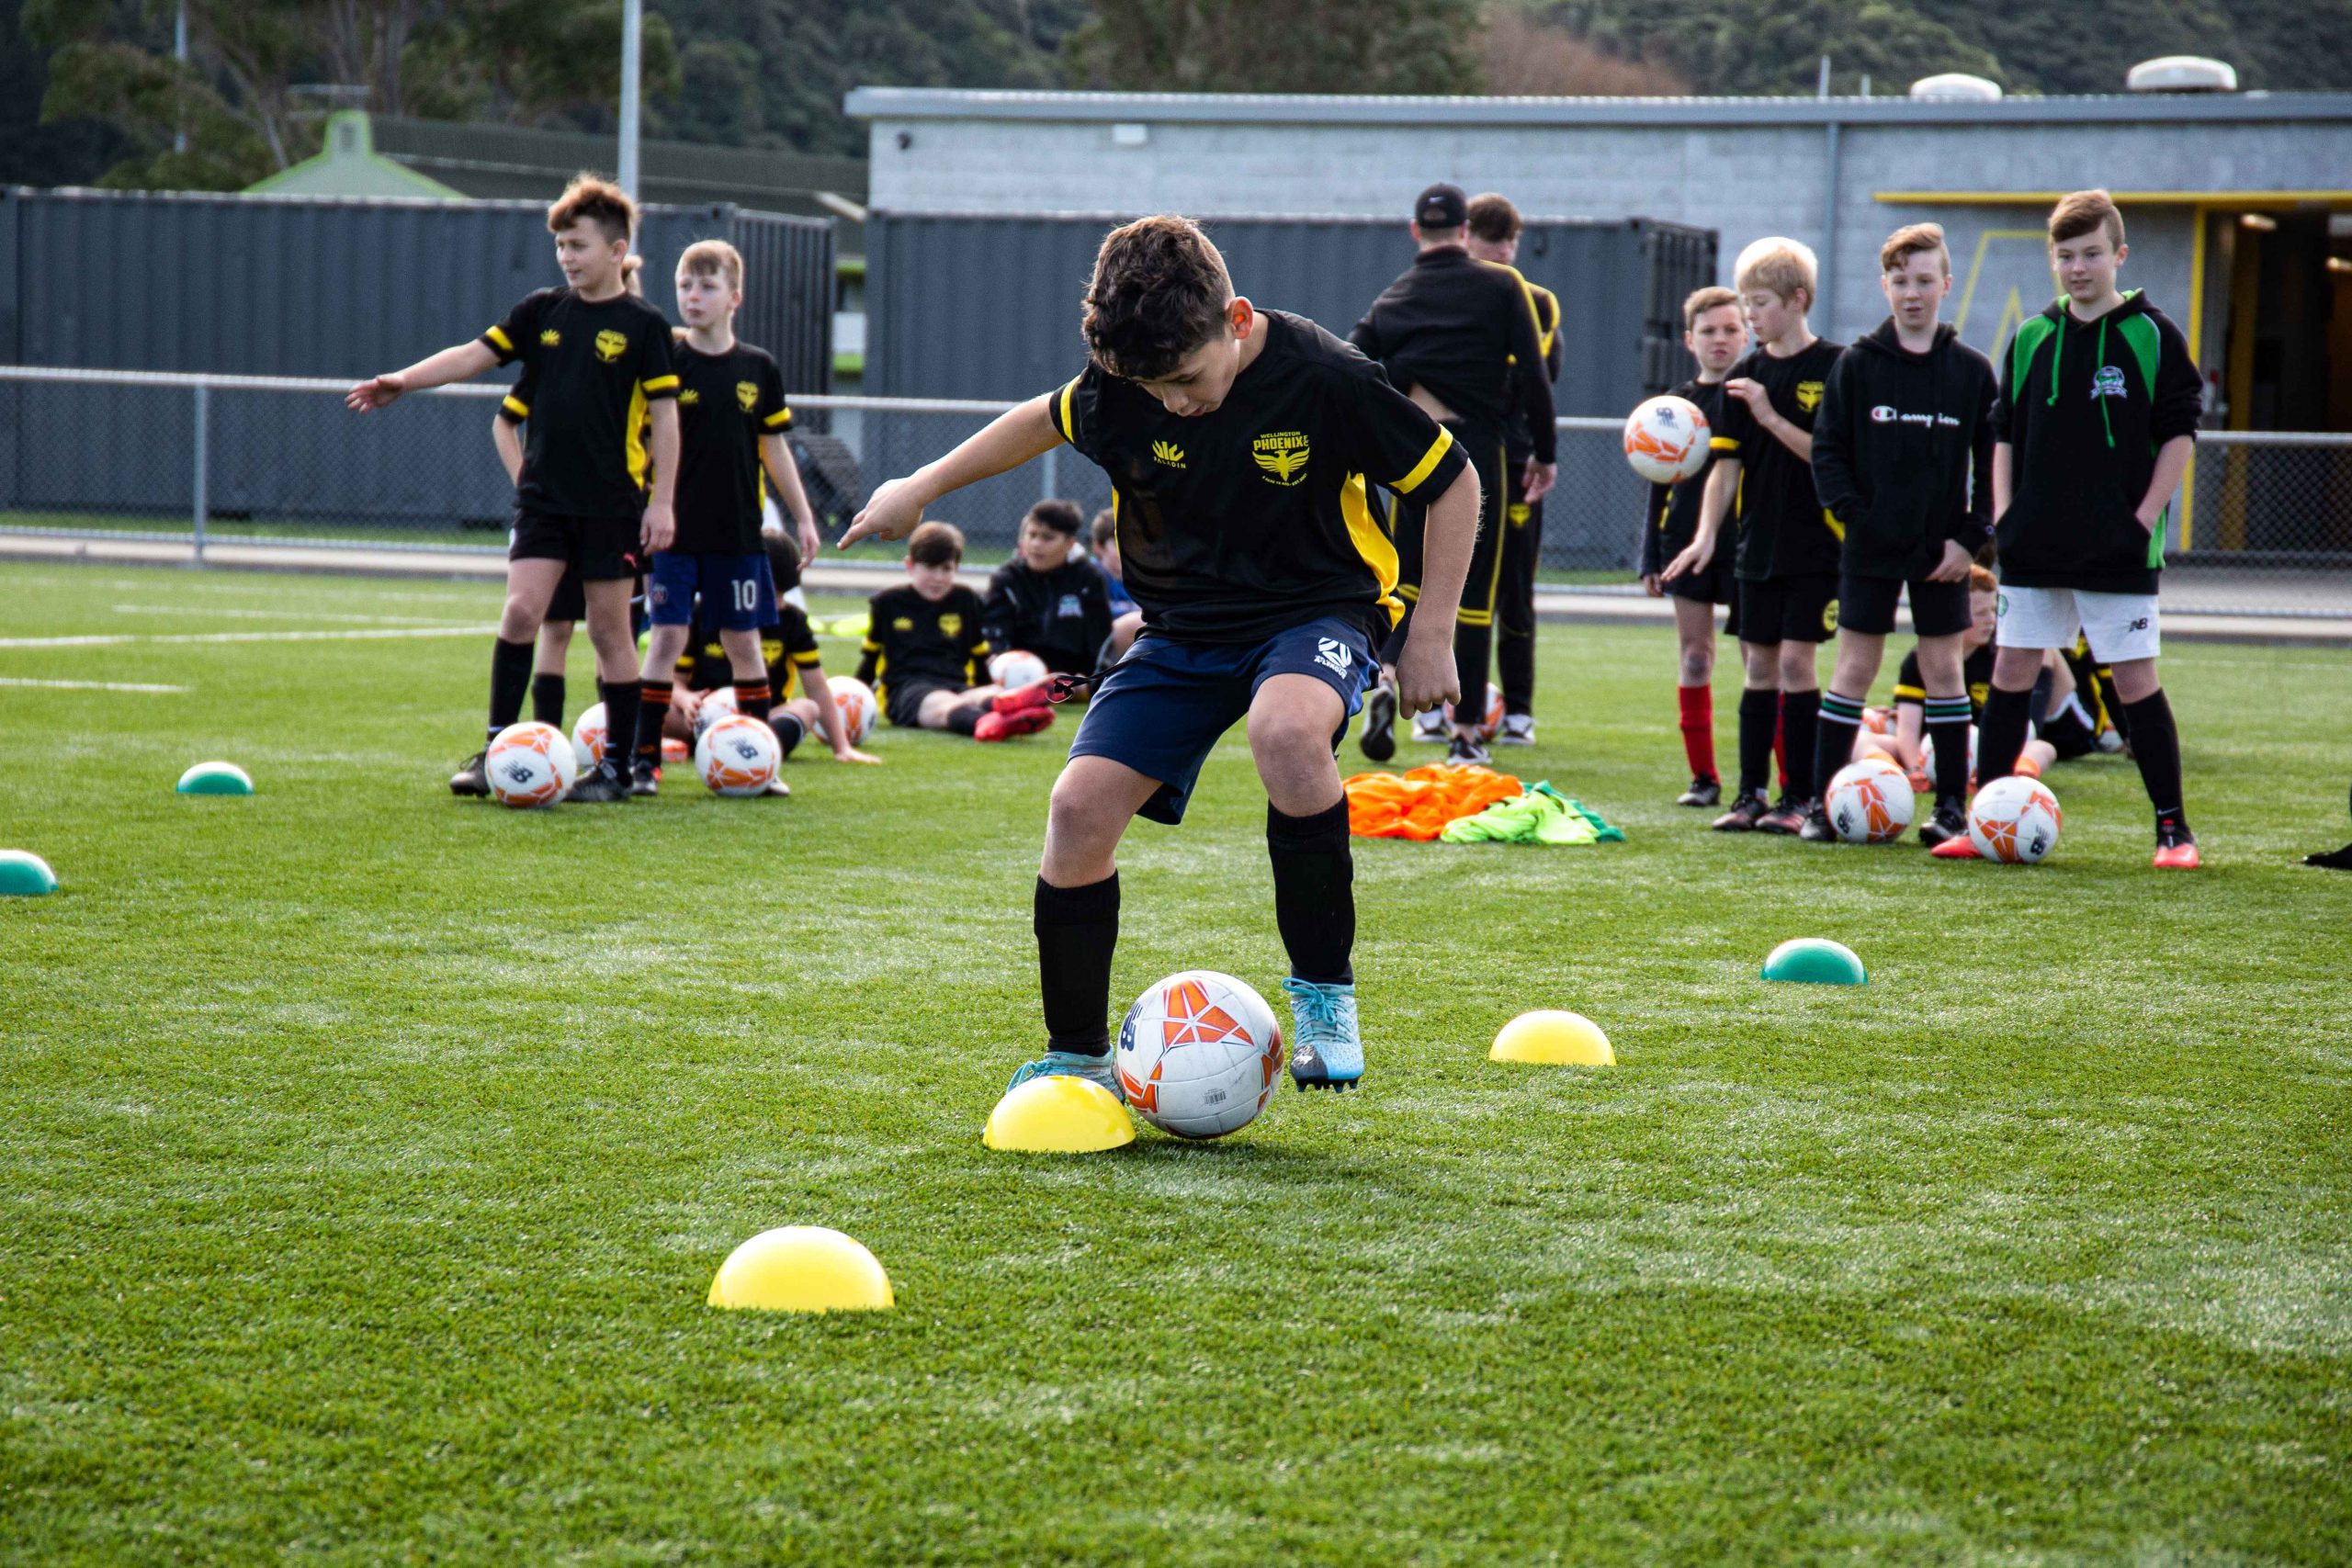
[0,676,191,693]
[0,625,492,649]
[111,603,465,626]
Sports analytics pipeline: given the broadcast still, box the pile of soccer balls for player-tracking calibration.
[1822,757,2064,863]
[482,712,786,807]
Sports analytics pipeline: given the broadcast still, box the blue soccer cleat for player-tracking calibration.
[1006,1050,1125,1100]
[1283,977,1363,1092]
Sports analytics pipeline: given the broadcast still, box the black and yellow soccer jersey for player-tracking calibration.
[680,601,824,700]
[1894,642,1995,721]
[1714,338,1843,581]
[1049,310,1469,645]
[1503,282,1565,468]
[1349,253,1557,463]
[481,288,678,519]
[854,584,990,702]
[1638,377,1731,576]
[671,339,791,554]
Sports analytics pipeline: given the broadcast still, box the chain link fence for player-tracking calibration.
[3,367,2348,618]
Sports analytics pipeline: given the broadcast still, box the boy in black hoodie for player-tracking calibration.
[980,498,1118,686]
[1981,190,2203,868]
[1801,223,1998,848]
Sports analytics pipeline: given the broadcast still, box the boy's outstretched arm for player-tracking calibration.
[760,432,821,559]
[1394,463,1481,716]
[346,341,499,412]
[839,398,1062,547]
[797,662,879,763]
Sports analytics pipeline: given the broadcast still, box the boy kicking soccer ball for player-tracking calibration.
[839,215,1480,1093]
[1978,189,2203,868]
[351,175,679,802]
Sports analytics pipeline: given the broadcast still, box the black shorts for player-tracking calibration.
[1736,571,1840,645]
[547,566,585,624]
[1659,540,1738,607]
[511,510,639,583]
[883,675,968,729]
[1838,572,1972,637]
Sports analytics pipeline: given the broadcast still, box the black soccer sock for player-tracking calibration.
[736,680,772,728]
[530,672,567,728]
[1925,695,1975,807]
[944,706,981,737]
[486,637,535,744]
[598,680,640,777]
[1978,684,2035,784]
[1267,800,1355,986]
[2123,689,2188,827]
[1498,616,1536,716]
[1452,622,1493,728]
[1035,873,1120,1055]
[1736,688,1779,797]
[1814,690,1866,800]
[1779,689,1820,801]
[634,681,672,763]
[771,710,806,759]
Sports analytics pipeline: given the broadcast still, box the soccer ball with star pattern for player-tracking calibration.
[1114,971,1285,1140]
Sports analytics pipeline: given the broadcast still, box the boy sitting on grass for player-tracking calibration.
[855,521,1055,742]
[982,499,1121,685]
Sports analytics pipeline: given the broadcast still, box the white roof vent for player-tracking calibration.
[2128,55,2238,93]
[1910,73,2003,102]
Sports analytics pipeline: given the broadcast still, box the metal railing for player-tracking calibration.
[2,367,2347,617]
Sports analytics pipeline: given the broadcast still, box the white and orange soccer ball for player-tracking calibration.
[1623,394,1712,484]
[1825,756,1917,844]
[570,702,608,772]
[485,721,576,808]
[694,714,781,796]
[1114,970,1285,1140]
[691,686,739,741]
[1444,682,1507,742]
[989,649,1049,691]
[1968,775,2064,864]
[829,676,878,745]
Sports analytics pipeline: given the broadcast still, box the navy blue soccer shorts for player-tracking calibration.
[648,549,776,630]
[1067,614,1378,826]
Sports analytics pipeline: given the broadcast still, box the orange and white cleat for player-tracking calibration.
[2153,819,2200,869]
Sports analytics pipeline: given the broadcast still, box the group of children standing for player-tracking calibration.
[1641,188,2202,867]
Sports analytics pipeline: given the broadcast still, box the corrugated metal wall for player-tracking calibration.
[0,186,832,389]
[865,210,1715,570]
[866,210,1714,414]
[0,187,831,530]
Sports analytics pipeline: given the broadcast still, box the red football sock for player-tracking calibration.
[1676,683,1716,782]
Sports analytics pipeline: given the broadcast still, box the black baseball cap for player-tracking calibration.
[1414,183,1467,229]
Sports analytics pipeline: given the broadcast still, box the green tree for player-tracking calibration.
[1066,0,1483,93]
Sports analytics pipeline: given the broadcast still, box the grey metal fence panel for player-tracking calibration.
[2,186,831,384]
[866,211,1715,416]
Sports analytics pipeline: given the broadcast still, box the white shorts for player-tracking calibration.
[1996,584,2160,662]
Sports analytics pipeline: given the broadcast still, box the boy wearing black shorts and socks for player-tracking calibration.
[1664,238,1842,835]
[351,175,678,802]
[1799,222,1997,848]
[857,523,1050,741]
[839,216,1479,1094]
[1641,286,1747,806]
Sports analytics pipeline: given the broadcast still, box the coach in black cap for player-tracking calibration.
[1351,182,1556,765]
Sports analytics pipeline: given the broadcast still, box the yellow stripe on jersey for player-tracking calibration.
[763,409,793,428]
[792,651,823,667]
[485,324,514,352]
[1710,435,1739,452]
[626,382,651,490]
[1822,506,1845,541]
[502,394,530,419]
[1055,377,1080,443]
[1339,472,1405,628]
[641,374,680,394]
[1892,683,1927,702]
[1393,425,1456,496]
[1532,285,1560,358]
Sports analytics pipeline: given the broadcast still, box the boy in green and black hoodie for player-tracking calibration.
[1981,189,2203,868]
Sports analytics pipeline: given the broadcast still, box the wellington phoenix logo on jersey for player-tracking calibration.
[539,328,561,346]
[737,381,759,412]
[938,614,962,638]
[1252,431,1310,486]
[1151,440,1186,469]
[1795,380,1826,413]
[594,329,628,364]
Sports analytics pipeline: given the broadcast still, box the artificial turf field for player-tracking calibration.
[3,559,2348,1566]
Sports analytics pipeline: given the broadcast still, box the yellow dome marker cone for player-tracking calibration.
[983,1075,1135,1153]
[1490,1010,1615,1066]
[707,1226,894,1313]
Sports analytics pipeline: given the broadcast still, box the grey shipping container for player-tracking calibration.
[0,186,832,531]
[864,210,1714,570]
